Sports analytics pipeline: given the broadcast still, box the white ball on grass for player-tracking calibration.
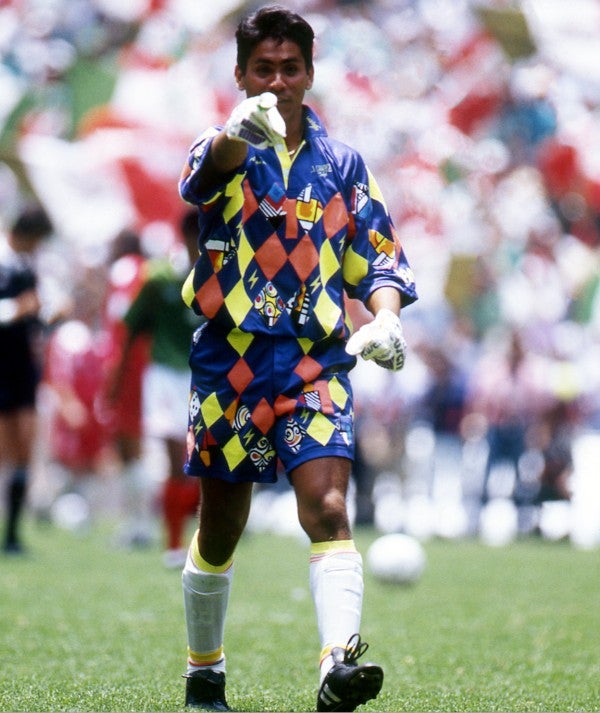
[367,533,427,585]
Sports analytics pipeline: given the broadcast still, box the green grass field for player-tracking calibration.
[1,518,599,712]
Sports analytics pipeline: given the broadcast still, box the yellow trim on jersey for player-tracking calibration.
[181,269,195,307]
[275,140,305,188]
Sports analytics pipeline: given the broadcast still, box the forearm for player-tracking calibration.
[365,287,401,317]
[210,130,248,174]
[180,131,248,195]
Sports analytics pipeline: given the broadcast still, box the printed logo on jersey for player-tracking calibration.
[311,163,332,178]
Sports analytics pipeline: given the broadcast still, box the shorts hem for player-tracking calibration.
[184,463,277,484]
[282,445,354,474]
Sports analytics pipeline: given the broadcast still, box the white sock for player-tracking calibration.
[182,531,233,675]
[121,459,154,535]
[309,540,363,683]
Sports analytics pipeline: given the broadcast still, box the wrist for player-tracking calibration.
[375,307,400,328]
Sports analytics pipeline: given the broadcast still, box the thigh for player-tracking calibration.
[0,408,36,465]
[197,478,254,565]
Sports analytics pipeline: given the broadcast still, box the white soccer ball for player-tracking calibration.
[367,533,427,585]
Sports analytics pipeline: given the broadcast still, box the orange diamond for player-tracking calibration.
[252,397,275,434]
[254,233,288,280]
[227,359,254,395]
[289,234,320,282]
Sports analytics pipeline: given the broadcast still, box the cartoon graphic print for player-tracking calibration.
[351,182,370,218]
[187,389,213,466]
[189,390,201,421]
[284,416,307,454]
[296,184,323,231]
[254,281,285,327]
[285,284,311,328]
[259,183,287,227]
[232,404,251,432]
[249,436,276,472]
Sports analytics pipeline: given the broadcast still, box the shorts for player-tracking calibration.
[0,363,38,412]
[184,324,356,484]
[143,363,191,441]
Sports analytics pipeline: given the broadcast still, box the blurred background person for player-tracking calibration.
[0,205,53,554]
[108,210,202,568]
[466,327,549,506]
[100,228,153,547]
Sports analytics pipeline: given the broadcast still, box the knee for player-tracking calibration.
[298,489,351,542]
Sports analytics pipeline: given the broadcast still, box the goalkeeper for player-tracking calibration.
[177,5,417,712]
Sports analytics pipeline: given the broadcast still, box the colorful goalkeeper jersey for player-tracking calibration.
[179,106,417,344]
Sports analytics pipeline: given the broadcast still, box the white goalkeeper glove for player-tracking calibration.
[346,308,407,371]
[224,92,286,149]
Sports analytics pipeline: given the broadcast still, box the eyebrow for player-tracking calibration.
[252,56,303,65]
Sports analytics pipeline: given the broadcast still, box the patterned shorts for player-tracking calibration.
[184,324,355,483]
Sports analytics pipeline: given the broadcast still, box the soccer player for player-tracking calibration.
[111,212,203,568]
[0,205,53,554]
[178,6,417,711]
[101,229,153,547]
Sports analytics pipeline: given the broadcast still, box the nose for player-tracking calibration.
[268,72,286,92]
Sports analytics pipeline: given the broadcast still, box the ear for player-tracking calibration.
[234,66,245,91]
[306,66,314,91]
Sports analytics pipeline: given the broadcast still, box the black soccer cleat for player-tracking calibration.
[317,634,384,712]
[184,669,229,711]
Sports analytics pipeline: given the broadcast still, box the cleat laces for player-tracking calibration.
[340,634,369,666]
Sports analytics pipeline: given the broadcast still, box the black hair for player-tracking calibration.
[109,228,143,263]
[236,5,314,73]
[11,205,53,240]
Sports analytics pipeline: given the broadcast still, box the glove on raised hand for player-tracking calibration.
[345,308,407,371]
[224,92,286,149]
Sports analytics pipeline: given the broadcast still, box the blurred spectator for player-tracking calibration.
[0,205,53,554]
[533,400,575,504]
[466,328,550,505]
[41,278,112,506]
[109,210,202,567]
[414,342,469,498]
[100,228,152,547]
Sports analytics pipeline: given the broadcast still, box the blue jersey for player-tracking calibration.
[180,106,417,344]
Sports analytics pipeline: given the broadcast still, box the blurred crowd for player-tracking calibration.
[1,0,600,551]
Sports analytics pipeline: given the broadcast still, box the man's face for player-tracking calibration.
[235,38,314,128]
